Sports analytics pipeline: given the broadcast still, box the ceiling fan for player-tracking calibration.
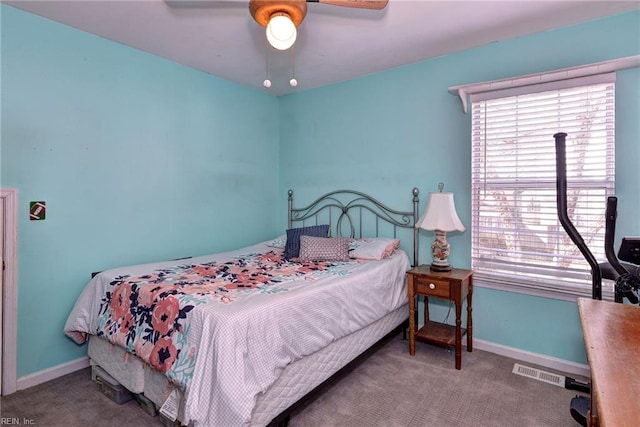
[167,0,388,89]
[249,0,388,50]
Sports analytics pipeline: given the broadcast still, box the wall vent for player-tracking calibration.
[512,363,565,387]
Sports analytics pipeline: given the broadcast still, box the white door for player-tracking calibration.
[0,188,17,396]
[0,196,4,392]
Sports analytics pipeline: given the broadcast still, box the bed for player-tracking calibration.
[64,188,421,426]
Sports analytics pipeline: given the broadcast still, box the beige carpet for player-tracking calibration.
[288,336,584,427]
[0,334,586,427]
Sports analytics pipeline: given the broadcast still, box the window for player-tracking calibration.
[470,74,615,300]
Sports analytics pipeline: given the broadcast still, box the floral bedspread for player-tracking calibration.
[94,251,347,387]
[65,240,410,426]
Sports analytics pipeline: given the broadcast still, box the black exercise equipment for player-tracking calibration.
[554,132,602,301]
[554,132,640,427]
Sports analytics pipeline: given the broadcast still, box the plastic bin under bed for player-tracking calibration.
[91,364,134,404]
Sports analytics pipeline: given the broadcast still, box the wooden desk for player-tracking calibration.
[577,298,640,427]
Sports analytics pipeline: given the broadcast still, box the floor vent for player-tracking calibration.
[512,363,565,387]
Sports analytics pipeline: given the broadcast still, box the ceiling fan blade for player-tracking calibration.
[308,0,388,10]
[165,0,244,9]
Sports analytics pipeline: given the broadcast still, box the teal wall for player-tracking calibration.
[1,6,280,377]
[1,5,639,379]
[279,11,640,364]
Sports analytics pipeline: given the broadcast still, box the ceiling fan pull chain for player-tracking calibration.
[263,39,272,88]
[290,44,298,87]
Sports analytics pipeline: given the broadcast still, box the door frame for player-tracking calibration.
[1,188,18,395]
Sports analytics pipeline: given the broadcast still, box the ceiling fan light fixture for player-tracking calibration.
[266,13,296,50]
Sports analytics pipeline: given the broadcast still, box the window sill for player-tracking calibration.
[473,274,615,303]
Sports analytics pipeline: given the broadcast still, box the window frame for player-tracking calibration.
[469,74,616,302]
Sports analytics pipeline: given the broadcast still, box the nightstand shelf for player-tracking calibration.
[407,265,473,370]
[415,321,466,347]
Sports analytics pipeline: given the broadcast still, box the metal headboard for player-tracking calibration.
[288,188,420,267]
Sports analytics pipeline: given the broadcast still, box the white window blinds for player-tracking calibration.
[470,73,615,299]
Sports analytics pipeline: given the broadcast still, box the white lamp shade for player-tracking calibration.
[266,14,297,50]
[416,192,465,232]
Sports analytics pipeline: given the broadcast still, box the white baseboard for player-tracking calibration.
[17,356,89,391]
[472,338,590,378]
[13,340,590,392]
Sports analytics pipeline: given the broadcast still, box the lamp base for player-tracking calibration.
[430,262,452,272]
[430,230,453,272]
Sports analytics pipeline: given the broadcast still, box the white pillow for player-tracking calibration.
[266,235,286,249]
[349,238,400,260]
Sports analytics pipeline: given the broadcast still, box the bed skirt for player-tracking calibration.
[88,305,408,426]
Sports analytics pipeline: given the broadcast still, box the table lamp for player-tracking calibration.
[416,183,465,271]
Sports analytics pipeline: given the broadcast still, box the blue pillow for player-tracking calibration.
[284,224,330,260]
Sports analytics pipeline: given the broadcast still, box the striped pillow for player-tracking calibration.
[298,236,352,262]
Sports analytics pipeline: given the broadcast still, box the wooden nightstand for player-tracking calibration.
[406,265,473,370]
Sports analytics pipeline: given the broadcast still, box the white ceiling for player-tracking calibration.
[6,0,640,96]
